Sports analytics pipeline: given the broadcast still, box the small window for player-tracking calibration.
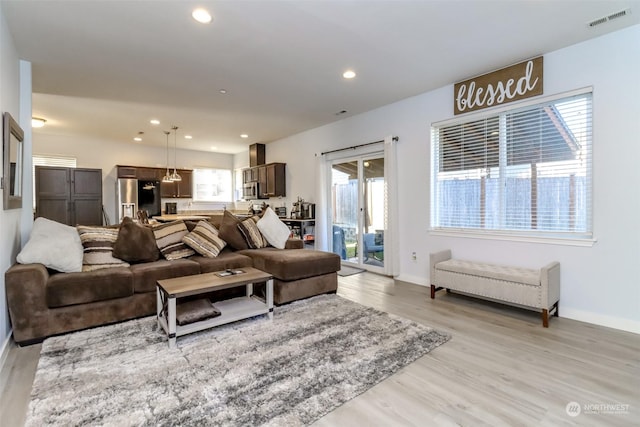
[431,90,592,239]
[192,168,232,202]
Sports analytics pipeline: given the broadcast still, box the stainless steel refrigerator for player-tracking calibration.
[116,178,137,223]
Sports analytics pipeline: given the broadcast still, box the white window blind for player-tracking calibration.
[431,91,592,239]
[192,168,232,202]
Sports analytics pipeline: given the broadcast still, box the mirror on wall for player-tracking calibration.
[3,112,24,210]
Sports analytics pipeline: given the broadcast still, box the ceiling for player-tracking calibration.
[3,0,638,154]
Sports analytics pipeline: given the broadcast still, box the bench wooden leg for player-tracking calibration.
[430,285,445,299]
[542,309,549,328]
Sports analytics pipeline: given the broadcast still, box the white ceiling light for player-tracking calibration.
[240,134,249,138]
[32,117,46,128]
[184,135,193,139]
[343,70,356,79]
[150,119,160,125]
[133,137,142,142]
[192,8,212,24]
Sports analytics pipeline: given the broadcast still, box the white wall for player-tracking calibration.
[0,5,29,354]
[264,25,640,333]
[33,134,235,224]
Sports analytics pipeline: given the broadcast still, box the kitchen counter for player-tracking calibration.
[153,214,210,222]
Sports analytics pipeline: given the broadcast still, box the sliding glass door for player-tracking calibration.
[330,154,385,273]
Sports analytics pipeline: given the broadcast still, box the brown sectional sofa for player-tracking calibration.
[5,218,340,345]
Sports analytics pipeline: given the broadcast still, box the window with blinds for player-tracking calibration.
[431,90,592,239]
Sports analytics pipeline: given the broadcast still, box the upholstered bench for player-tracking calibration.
[238,248,341,305]
[430,250,560,327]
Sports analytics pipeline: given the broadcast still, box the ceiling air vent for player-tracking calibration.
[588,8,631,27]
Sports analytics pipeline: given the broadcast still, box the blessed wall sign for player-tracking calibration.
[454,56,543,115]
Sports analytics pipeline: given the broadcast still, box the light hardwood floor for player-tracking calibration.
[1,272,638,426]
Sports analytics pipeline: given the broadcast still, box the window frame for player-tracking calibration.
[430,87,595,247]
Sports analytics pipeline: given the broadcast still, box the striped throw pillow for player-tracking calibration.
[152,220,195,260]
[182,221,227,258]
[238,216,268,249]
[76,226,130,272]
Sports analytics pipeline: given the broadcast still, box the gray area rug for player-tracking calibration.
[26,294,450,426]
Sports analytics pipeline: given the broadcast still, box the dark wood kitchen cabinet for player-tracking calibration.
[259,163,286,198]
[35,166,103,225]
[242,163,286,199]
[160,169,193,198]
[117,165,162,181]
[136,167,162,181]
[116,166,137,178]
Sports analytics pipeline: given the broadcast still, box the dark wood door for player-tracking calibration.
[35,166,103,226]
[70,169,103,225]
[35,166,71,224]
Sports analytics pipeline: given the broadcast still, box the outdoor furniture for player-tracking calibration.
[363,233,383,260]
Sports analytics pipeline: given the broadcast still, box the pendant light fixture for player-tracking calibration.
[162,130,172,183]
[170,125,182,181]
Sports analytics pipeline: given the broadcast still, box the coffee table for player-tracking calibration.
[156,267,273,348]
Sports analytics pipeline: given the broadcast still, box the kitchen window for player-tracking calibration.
[431,89,592,241]
[192,168,232,202]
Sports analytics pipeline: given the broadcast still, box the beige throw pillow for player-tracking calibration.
[257,207,291,249]
[17,217,84,273]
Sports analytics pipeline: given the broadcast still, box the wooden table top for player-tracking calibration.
[157,267,273,298]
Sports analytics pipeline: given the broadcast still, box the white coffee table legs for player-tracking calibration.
[266,278,274,320]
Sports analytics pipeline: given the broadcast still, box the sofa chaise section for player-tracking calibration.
[239,248,341,305]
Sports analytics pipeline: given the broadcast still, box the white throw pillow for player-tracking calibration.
[257,207,291,249]
[17,217,84,272]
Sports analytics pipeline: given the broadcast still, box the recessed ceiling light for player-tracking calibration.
[32,117,46,128]
[133,137,142,142]
[240,134,249,138]
[219,89,227,94]
[192,8,212,24]
[343,70,356,79]
[184,135,193,140]
[150,119,160,125]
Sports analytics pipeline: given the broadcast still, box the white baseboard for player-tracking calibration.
[0,331,14,388]
[394,274,428,287]
[560,308,640,335]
